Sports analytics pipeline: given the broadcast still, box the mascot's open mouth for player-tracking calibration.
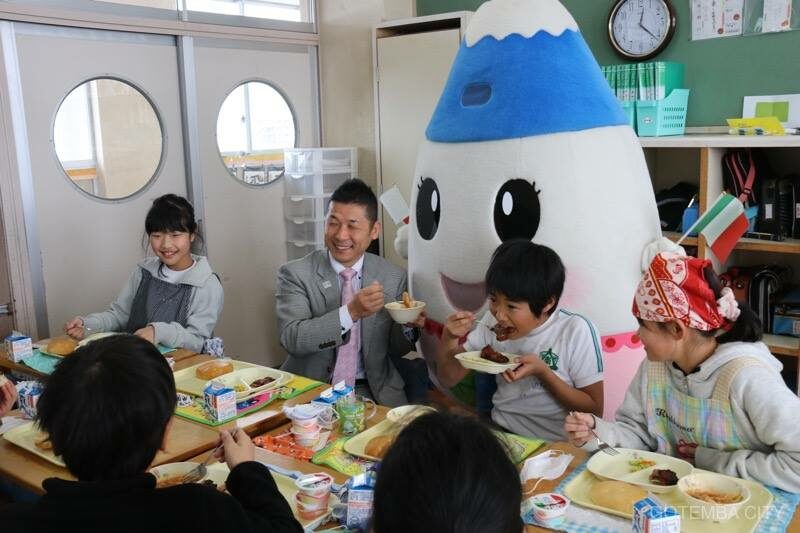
[440,273,487,312]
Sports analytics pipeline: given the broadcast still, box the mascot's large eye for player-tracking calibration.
[493,179,540,242]
[416,177,441,241]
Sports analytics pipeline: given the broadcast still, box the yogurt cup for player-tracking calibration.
[295,472,333,497]
[291,427,320,448]
[527,493,569,527]
[294,493,328,520]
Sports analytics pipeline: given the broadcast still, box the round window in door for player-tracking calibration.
[53,78,164,200]
[216,80,296,186]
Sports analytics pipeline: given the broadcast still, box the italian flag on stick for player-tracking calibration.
[679,193,749,263]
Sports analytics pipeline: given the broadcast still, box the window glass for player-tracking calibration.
[216,81,296,186]
[53,78,163,199]
[185,0,310,22]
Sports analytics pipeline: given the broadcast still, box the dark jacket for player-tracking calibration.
[0,461,302,533]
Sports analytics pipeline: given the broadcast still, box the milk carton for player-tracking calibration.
[632,497,681,533]
[203,381,237,423]
[5,334,32,362]
[345,471,376,530]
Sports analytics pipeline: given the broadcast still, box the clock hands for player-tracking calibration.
[640,23,659,40]
[639,11,659,40]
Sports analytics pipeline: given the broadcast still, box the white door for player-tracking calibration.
[376,28,462,269]
[192,39,318,366]
[13,23,187,337]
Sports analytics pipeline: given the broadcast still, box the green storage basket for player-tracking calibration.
[636,89,690,137]
[620,101,636,130]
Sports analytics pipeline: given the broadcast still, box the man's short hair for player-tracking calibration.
[36,335,176,481]
[330,178,378,224]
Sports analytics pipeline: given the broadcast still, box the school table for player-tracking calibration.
[0,342,199,380]
[0,409,222,494]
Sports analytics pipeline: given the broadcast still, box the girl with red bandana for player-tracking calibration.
[565,252,800,493]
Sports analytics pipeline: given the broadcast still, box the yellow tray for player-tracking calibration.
[586,447,693,494]
[205,462,338,529]
[2,421,66,468]
[343,418,398,461]
[172,360,291,400]
[563,468,773,532]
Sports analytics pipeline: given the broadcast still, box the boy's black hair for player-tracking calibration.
[485,239,566,317]
[145,194,198,235]
[372,412,522,533]
[330,178,378,224]
[36,335,176,482]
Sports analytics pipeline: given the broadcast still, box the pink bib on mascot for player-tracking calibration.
[394,0,679,419]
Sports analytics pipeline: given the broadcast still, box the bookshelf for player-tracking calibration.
[644,135,800,394]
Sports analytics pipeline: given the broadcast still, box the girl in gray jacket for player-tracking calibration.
[566,251,800,493]
[64,194,223,353]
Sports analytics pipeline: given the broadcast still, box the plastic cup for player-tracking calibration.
[291,426,320,448]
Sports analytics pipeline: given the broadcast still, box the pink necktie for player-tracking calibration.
[332,268,359,386]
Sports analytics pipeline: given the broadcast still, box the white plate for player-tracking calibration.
[201,366,293,401]
[173,360,292,399]
[586,447,693,494]
[149,461,229,490]
[385,404,436,425]
[2,421,66,467]
[77,332,119,347]
[343,418,397,461]
[455,351,518,374]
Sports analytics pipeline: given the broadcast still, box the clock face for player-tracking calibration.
[610,0,675,59]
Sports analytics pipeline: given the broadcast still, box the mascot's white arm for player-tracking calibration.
[395,224,409,260]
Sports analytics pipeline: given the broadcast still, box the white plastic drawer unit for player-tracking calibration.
[284,147,357,176]
[284,195,332,219]
[285,218,326,243]
[286,240,325,261]
[284,172,352,196]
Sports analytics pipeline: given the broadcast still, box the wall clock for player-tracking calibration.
[608,0,677,61]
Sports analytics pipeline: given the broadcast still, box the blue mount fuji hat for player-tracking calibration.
[426,0,628,143]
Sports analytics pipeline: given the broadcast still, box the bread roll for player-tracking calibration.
[47,337,78,356]
[35,434,53,451]
[589,480,647,515]
[196,360,234,380]
[365,434,394,459]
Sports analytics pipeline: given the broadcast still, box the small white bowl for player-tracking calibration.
[678,472,750,521]
[149,462,198,488]
[384,300,426,324]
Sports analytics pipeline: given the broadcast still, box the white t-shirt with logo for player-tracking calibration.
[463,308,604,441]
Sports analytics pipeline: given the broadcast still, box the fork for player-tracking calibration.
[181,439,224,483]
[591,428,620,456]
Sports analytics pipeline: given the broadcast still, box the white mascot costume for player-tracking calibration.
[397,0,675,419]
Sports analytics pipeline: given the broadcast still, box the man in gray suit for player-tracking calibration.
[276,179,424,407]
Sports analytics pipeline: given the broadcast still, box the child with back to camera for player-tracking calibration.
[0,334,301,532]
[372,411,523,533]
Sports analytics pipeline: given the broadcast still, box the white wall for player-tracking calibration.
[318,0,414,190]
